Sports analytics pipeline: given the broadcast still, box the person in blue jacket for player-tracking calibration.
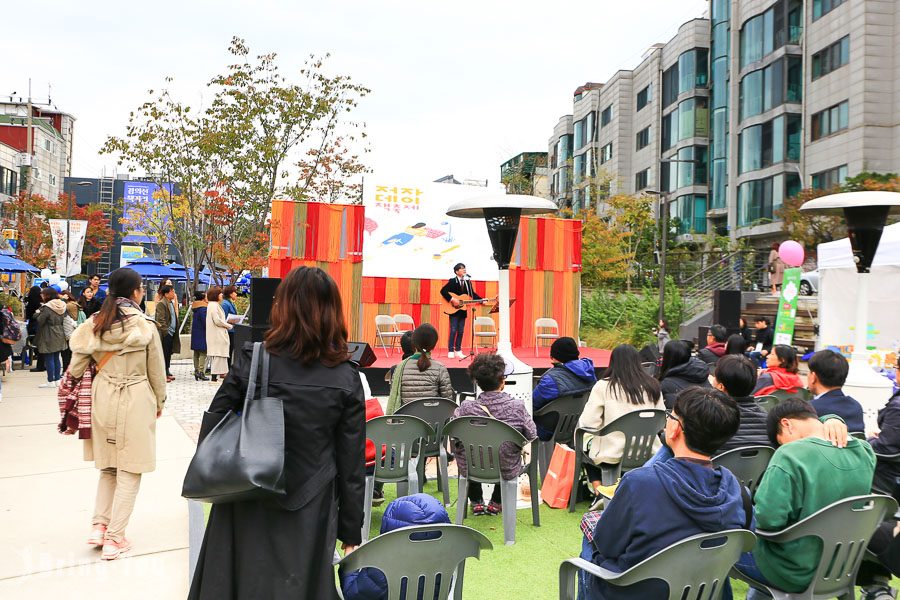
[532,337,597,440]
[579,387,752,599]
[341,493,451,600]
[807,349,865,433]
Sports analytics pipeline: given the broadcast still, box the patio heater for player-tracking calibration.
[446,194,558,410]
[800,191,900,420]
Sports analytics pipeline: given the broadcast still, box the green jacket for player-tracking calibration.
[753,436,875,592]
[154,299,182,354]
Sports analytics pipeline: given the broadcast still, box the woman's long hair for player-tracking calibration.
[658,340,692,381]
[264,267,348,367]
[92,268,143,335]
[725,334,747,355]
[605,344,661,405]
[411,324,438,372]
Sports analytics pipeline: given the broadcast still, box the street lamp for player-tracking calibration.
[66,181,92,276]
[645,157,700,321]
[800,191,900,417]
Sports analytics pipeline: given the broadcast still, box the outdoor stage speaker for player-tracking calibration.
[249,278,281,327]
[348,342,377,368]
[713,290,742,330]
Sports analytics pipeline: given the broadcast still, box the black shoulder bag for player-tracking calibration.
[182,342,287,503]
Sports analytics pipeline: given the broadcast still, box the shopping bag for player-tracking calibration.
[540,443,575,509]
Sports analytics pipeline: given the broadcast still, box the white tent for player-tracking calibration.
[817,221,900,351]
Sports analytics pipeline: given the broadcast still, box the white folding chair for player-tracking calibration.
[534,317,560,355]
[392,313,415,332]
[473,316,497,349]
[375,315,405,357]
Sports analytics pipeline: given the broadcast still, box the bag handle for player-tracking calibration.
[242,342,263,417]
[96,351,116,372]
[261,344,270,398]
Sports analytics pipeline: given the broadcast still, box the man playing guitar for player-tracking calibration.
[439,263,483,358]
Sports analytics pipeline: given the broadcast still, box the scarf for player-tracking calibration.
[386,352,422,415]
[115,297,142,311]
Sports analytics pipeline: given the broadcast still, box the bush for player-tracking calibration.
[580,278,684,348]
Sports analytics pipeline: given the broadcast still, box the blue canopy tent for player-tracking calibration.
[108,258,187,281]
[0,255,40,273]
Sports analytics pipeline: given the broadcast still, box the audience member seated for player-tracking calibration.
[384,331,414,382]
[340,493,450,600]
[752,345,803,397]
[727,400,875,599]
[658,340,711,409]
[579,344,664,495]
[532,336,597,441]
[452,353,536,516]
[386,324,453,414]
[697,324,728,366]
[748,317,774,367]
[808,349,865,434]
[857,518,900,600]
[869,388,900,500]
[713,355,770,454]
[579,387,750,600]
[725,333,748,356]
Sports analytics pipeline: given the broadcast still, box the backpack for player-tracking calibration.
[0,308,21,344]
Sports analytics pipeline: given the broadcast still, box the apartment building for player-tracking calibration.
[548,0,900,243]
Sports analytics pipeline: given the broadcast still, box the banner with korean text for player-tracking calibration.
[773,267,803,345]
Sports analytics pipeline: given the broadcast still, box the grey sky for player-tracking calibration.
[8,0,708,186]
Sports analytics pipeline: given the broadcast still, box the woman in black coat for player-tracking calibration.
[189,266,365,600]
[657,340,712,408]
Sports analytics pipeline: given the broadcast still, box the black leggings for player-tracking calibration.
[468,483,501,504]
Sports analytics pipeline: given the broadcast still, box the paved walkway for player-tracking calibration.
[0,359,208,598]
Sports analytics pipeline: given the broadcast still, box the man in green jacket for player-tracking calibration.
[734,399,875,598]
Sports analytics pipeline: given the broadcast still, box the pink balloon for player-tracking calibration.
[778,240,805,267]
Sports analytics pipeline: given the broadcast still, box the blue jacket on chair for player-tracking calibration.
[811,388,865,433]
[341,493,451,600]
[532,358,597,440]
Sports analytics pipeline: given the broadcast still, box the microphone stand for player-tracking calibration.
[461,276,478,362]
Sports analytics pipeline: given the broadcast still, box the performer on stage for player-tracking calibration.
[439,263,482,358]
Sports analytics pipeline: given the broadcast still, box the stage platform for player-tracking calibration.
[362,345,611,397]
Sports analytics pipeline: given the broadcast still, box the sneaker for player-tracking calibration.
[486,501,502,515]
[101,537,131,560]
[861,585,897,600]
[595,479,621,499]
[38,382,55,388]
[447,351,455,359]
[371,489,385,506]
[87,524,107,547]
[470,502,486,516]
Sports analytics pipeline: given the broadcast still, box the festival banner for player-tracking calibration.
[49,219,89,276]
[773,267,802,345]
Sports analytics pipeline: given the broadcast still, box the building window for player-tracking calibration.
[740,9,774,67]
[600,143,613,164]
[636,127,650,150]
[601,105,612,126]
[671,194,708,234]
[813,0,843,21]
[811,100,849,141]
[678,97,709,141]
[738,113,801,173]
[737,172,801,226]
[557,134,573,162]
[636,85,651,111]
[678,48,709,94]
[0,166,18,196]
[573,155,584,185]
[739,56,801,120]
[635,169,649,191]
[574,119,584,150]
[662,64,679,108]
[811,165,848,189]
[48,173,57,186]
[812,36,849,80]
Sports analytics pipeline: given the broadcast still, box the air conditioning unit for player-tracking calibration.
[16,153,32,167]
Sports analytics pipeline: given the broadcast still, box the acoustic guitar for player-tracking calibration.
[441,293,497,316]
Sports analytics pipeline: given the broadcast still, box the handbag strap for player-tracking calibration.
[261,344,270,398]
[96,351,116,372]
[242,342,263,416]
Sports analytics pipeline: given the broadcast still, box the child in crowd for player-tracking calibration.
[453,353,536,516]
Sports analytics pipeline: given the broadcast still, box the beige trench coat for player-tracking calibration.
[205,301,232,359]
[69,306,167,473]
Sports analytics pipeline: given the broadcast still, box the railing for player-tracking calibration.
[679,250,769,318]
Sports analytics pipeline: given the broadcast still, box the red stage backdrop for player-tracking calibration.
[269,201,582,350]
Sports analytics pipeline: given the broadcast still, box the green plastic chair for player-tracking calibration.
[755,394,779,412]
[873,452,900,496]
[712,445,775,495]
[849,431,867,440]
[532,392,589,483]
[570,409,667,512]
[396,397,458,506]
[338,524,492,600]
[363,415,435,542]
[443,416,540,545]
[769,388,810,404]
[559,529,757,600]
[730,494,899,600]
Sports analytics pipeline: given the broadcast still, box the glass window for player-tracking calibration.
[586,112,596,144]
[786,114,801,160]
[663,64,679,108]
[636,126,650,150]
[711,108,727,159]
[786,56,802,102]
[788,2,802,44]
[812,164,848,189]
[635,168,649,191]
[573,155,584,185]
[600,143,613,164]
[812,36,850,80]
[601,106,612,126]
[695,49,709,88]
[771,116,784,164]
[574,119,584,150]
[710,160,727,209]
[662,110,677,151]
[739,125,762,174]
[813,0,844,21]
[679,51,695,95]
[585,148,594,177]
[677,97,708,141]
[811,100,849,140]
[740,70,763,119]
[636,85,651,111]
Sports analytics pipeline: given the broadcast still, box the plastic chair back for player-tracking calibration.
[755,394,778,412]
[339,524,492,600]
[396,397,458,456]
[768,388,807,404]
[559,529,757,600]
[598,409,667,471]
[712,445,775,494]
[534,392,589,446]
[366,415,434,483]
[444,416,529,484]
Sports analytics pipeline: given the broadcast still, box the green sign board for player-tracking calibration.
[773,267,803,346]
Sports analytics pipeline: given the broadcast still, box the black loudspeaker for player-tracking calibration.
[713,290,742,330]
[348,342,377,368]
[697,326,710,349]
[249,278,281,327]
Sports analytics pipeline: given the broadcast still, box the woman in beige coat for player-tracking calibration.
[68,267,167,560]
[578,344,664,495]
[205,287,232,381]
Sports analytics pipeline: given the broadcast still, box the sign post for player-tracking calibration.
[773,267,802,345]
